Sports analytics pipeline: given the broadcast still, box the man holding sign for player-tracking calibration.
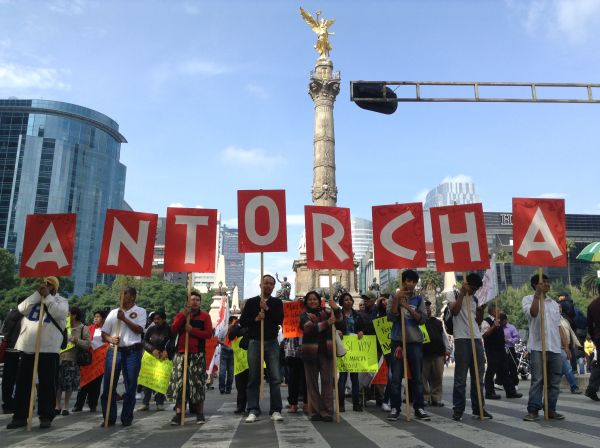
[522,274,569,421]
[386,270,430,421]
[7,278,68,430]
[239,274,284,423]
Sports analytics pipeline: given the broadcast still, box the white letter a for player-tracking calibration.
[25,222,69,269]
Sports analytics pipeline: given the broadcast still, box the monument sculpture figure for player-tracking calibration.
[275,273,292,300]
[300,7,335,59]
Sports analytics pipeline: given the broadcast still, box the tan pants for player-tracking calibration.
[422,355,445,402]
[304,354,333,418]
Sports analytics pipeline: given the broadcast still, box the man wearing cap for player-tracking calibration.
[100,287,147,427]
[7,277,68,429]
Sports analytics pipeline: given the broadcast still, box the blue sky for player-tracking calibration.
[2,0,600,297]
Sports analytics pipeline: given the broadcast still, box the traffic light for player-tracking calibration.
[351,81,398,115]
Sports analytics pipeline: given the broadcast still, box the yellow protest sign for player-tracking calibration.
[337,335,378,373]
[137,351,173,395]
[232,338,249,376]
[60,315,74,353]
[372,316,392,355]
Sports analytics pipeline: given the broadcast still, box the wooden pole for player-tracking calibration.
[329,270,340,423]
[105,278,126,428]
[180,273,192,426]
[538,267,549,420]
[400,280,411,421]
[464,272,485,421]
[27,295,45,432]
[260,252,265,401]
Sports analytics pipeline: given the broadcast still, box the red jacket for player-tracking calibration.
[171,310,213,354]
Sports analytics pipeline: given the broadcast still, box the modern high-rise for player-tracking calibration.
[221,225,244,300]
[424,177,480,209]
[351,216,373,293]
[0,99,127,295]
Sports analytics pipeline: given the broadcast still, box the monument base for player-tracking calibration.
[292,255,359,299]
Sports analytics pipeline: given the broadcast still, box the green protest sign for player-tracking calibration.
[372,316,392,355]
[232,338,249,376]
[337,335,378,373]
[137,351,173,395]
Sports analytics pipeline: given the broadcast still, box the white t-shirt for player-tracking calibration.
[522,295,561,354]
[446,291,481,340]
[102,305,147,348]
[90,327,104,350]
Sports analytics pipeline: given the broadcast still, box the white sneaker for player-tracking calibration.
[245,413,258,423]
[135,393,143,399]
[271,411,284,422]
[382,402,391,412]
[137,404,149,411]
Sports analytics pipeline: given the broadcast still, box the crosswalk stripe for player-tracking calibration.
[414,413,537,448]
[272,412,332,448]
[341,409,434,448]
[181,402,243,448]
[9,414,99,448]
[86,411,171,448]
[466,406,600,448]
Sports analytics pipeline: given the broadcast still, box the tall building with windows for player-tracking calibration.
[221,225,244,300]
[0,99,127,295]
[352,216,373,294]
[424,177,479,209]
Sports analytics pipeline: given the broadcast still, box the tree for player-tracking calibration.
[418,270,443,313]
[496,249,512,291]
[582,264,600,296]
[0,248,17,292]
[566,238,575,287]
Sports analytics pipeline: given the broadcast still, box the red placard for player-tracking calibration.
[205,336,218,368]
[372,203,427,269]
[430,203,490,272]
[283,301,304,338]
[80,344,108,387]
[163,207,218,273]
[238,190,287,253]
[512,198,566,267]
[305,205,354,270]
[98,210,158,276]
[372,357,389,385]
[19,213,77,277]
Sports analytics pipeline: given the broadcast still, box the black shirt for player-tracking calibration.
[239,296,284,341]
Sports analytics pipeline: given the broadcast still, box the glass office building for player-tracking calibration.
[424,179,479,209]
[221,225,244,300]
[0,99,127,295]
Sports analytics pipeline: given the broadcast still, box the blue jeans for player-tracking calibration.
[452,338,485,414]
[338,372,359,406]
[101,347,142,424]
[561,350,578,390]
[527,350,562,413]
[390,341,425,410]
[247,339,282,415]
[219,349,234,392]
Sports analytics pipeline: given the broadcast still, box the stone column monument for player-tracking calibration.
[293,8,358,298]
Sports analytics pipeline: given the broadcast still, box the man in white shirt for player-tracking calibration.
[100,287,146,427]
[522,274,570,422]
[7,277,68,430]
[447,273,492,421]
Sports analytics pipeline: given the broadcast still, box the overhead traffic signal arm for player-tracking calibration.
[351,80,600,114]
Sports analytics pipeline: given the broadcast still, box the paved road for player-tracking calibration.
[2,372,599,447]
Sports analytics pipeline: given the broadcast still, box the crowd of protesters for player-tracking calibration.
[2,271,599,431]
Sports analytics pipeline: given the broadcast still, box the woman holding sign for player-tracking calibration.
[169,291,212,425]
[337,292,364,412]
[300,290,342,422]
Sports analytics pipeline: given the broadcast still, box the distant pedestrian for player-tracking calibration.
[585,292,600,401]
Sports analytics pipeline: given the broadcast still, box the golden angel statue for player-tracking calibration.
[300,7,335,59]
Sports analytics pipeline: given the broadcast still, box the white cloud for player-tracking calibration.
[0,64,68,90]
[508,0,600,43]
[246,83,269,100]
[221,146,286,166]
[168,202,186,208]
[48,0,85,15]
[536,192,568,199]
[148,59,229,92]
[286,214,305,226]
[441,174,474,184]
[413,188,429,203]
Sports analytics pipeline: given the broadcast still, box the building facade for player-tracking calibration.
[0,99,127,295]
[221,225,244,300]
[424,178,479,209]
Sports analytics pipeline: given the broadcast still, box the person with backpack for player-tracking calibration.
[386,269,431,421]
[446,273,492,421]
[422,299,450,407]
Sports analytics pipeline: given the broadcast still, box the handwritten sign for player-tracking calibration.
[372,317,392,355]
[80,344,108,387]
[337,335,378,373]
[232,338,249,376]
[138,351,173,395]
[283,301,304,338]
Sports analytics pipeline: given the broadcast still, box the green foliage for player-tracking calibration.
[0,248,17,291]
